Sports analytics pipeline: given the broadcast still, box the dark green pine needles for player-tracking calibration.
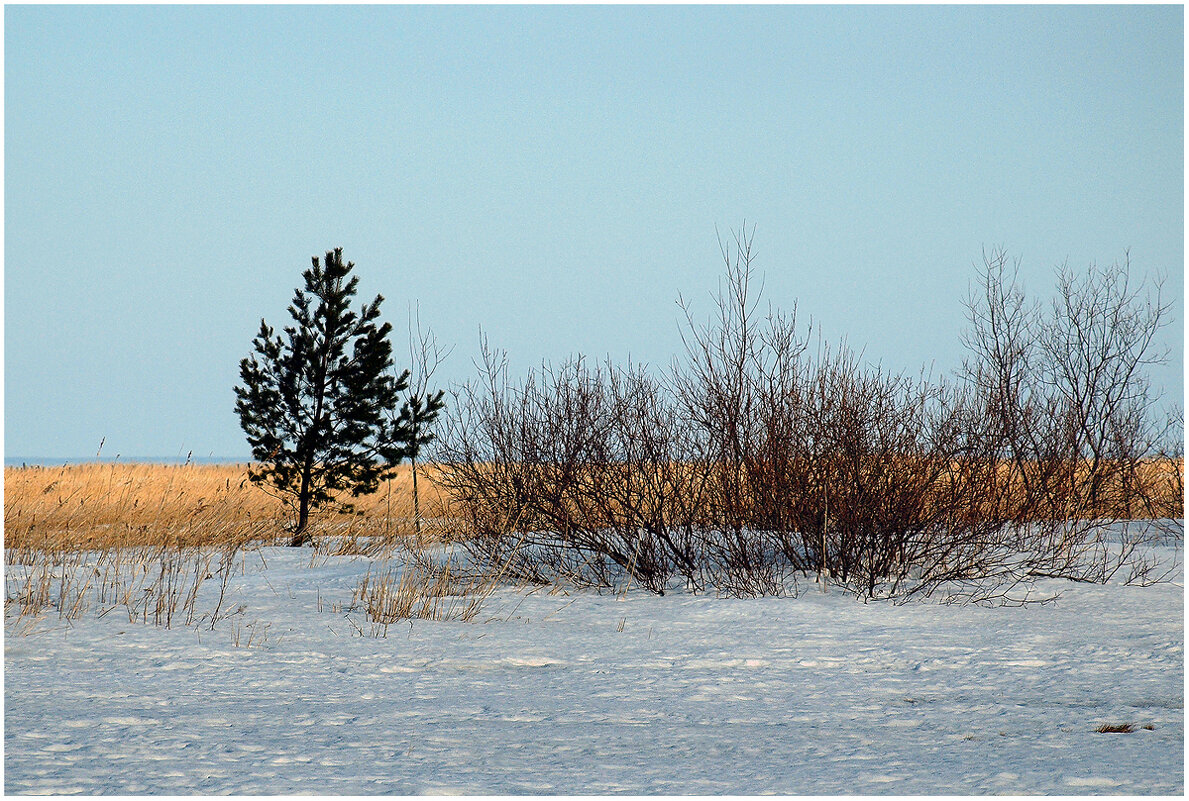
[235,248,440,546]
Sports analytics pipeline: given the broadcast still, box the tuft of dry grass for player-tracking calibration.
[353,517,537,635]
[355,553,488,628]
[1094,723,1137,734]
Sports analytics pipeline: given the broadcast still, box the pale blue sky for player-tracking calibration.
[5,4,1183,459]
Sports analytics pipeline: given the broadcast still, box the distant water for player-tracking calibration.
[5,456,250,468]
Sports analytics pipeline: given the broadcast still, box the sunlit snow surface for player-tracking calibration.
[5,542,1183,794]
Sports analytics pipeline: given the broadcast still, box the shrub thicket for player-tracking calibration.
[433,231,1181,600]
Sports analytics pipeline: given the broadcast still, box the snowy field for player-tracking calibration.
[5,541,1184,795]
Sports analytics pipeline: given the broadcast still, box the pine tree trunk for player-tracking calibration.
[291,456,313,547]
[291,506,311,547]
[292,304,333,548]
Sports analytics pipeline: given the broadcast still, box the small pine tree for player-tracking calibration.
[235,248,430,546]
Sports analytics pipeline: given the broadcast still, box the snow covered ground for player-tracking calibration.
[5,542,1184,794]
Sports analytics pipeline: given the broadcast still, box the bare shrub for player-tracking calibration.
[962,248,1181,584]
[672,227,809,593]
[433,339,705,594]
[432,233,1180,603]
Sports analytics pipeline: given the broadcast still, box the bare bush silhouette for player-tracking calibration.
[962,248,1181,585]
[432,232,1181,602]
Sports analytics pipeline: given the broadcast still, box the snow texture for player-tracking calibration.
[5,543,1184,794]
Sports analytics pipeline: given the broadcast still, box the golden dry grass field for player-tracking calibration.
[4,458,1180,553]
[3,462,454,551]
